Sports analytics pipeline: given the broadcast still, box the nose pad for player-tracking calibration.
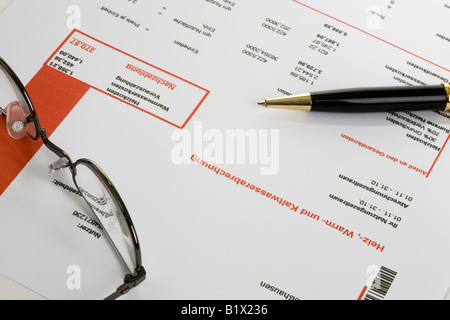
[48,157,70,173]
[5,101,27,139]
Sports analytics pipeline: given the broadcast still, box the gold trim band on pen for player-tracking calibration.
[443,83,450,112]
[258,93,312,111]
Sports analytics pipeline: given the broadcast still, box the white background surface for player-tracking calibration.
[0,0,11,13]
[0,0,45,300]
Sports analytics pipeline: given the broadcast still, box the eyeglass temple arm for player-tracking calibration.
[0,107,5,116]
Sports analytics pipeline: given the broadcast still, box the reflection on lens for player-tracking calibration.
[73,160,138,274]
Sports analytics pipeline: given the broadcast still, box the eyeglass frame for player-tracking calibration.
[0,56,146,300]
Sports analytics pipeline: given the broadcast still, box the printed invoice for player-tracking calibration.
[0,0,449,300]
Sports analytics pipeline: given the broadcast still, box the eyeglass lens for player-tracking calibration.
[1,58,144,296]
[73,161,138,274]
[0,61,37,139]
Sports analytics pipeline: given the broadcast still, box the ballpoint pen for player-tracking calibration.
[258,83,450,112]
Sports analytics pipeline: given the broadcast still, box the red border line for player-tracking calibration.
[181,91,210,128]
[292,1,450,177]
[44,29,77,66]
[427,132,450,178]
[292,1,449,73]
[357,286,368,300]
[46,29,210,129]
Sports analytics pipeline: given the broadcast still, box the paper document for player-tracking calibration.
[0,0,450,300]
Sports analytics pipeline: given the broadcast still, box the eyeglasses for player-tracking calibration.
[0,56,146,300]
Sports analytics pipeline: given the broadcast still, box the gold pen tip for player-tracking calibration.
[257,100,267,107]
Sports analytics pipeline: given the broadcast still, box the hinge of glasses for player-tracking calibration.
[117,267,147,296]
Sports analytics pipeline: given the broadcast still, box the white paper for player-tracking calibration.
[0,0,450,300]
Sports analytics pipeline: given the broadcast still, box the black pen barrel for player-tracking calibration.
[311,85,447,112]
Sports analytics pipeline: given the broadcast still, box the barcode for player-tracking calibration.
[363,266,397,300]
